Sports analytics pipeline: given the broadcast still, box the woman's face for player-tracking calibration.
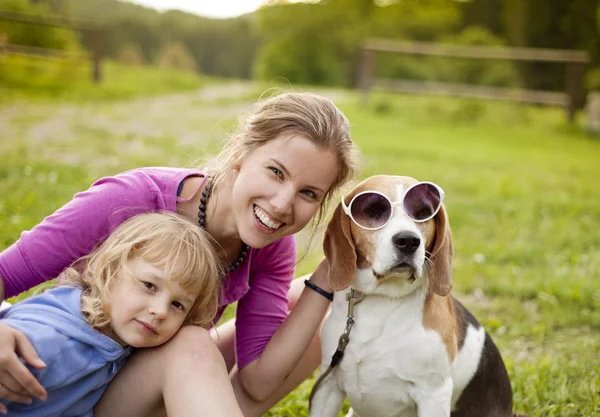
[231,135,340,249]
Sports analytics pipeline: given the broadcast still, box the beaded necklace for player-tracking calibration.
[198,180,249,273]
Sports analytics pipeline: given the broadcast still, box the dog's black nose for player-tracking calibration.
[392,232,420,255]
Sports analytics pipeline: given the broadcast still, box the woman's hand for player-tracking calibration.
[0,324,47,413]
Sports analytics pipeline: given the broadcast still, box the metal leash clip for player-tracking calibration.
[309,288,366,408]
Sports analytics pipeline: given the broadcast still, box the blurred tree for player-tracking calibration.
[173,14,260,78]
[461,0,503,35]
[69,0,260,79]
[500,0,599,92]
[254,0,373,86]
[116,42,145,66]
[583,2,600,91]
[107,17,161,63]
[29,0,70,14]
[440,25,519,87]
[71,0,162,63]
[157,41,198,73]
[370,0,462,40]
[254,0,466,86]
[368,0,463,84]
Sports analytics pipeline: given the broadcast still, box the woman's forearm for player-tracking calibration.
[239,260,331,400]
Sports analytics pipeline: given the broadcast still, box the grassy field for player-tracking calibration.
[1,63,599,416]
[0,56,207,102]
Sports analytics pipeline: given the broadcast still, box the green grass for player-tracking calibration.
[0,56,205,102]
[1,71,599,416]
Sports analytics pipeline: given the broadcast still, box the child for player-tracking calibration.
[0,211,222,416]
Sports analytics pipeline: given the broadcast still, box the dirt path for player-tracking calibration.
[1,82,257,154]
[0,81,353,166]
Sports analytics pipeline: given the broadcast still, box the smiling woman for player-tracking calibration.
[0,92,362,417]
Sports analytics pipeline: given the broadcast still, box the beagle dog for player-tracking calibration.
[310,175,524,417]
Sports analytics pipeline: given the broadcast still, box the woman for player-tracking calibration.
[0,92,362,416]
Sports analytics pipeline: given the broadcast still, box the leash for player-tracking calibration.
[309,288,366,409]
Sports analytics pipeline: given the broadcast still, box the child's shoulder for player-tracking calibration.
[0,286,85,352]
[1,286,83,317]
[0,288,83,373]
[0,286,113,358]
[0,286,125,387]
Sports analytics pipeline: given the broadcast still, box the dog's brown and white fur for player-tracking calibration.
[310,175,519,417]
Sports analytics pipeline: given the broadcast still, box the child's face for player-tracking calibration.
[104,256,198,348]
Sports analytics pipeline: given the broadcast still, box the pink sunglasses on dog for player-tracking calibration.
[341,182,445,231]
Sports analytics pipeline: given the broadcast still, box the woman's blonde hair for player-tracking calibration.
[206,91,363,239]
[60,212,222,329]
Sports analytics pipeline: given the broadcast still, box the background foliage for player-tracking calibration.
[1,0,599,91]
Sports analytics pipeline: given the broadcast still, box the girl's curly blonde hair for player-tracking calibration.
[59,212,222,330]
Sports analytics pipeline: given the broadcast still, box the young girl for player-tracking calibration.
[0,92,363,416]
[0,212,228,416]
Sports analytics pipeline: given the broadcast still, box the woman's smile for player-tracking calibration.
[253,205,285,233]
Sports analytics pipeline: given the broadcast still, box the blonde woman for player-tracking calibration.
[0,92,362,416]
[0,212,223,416]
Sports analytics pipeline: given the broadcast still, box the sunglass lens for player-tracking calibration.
[404,183,441,221]
[351,193,392,229]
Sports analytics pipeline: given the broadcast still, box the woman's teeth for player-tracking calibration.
[254,206,283,230]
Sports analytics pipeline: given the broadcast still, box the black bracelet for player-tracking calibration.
[304,279,334,302]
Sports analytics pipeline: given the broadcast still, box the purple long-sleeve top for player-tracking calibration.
[0,167,296,369]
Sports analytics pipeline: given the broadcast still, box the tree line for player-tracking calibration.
[1,0,599,92]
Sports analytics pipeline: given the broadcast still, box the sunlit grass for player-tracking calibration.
[0,56,205,102]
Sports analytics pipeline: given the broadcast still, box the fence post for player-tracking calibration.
[358,47,374,106]
[565,62,585,122]
[91,28,103,84]
[585,92,600,135]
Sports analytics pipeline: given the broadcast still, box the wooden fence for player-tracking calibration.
[358,38,590,122]
[0,10,104,83]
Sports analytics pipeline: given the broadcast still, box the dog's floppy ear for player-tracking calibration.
[323,202,357,291]
[428,204,453,297]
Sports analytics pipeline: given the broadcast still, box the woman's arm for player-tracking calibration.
[0,324,48,412]
[0,171,157,298]
[238,259,331,401]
